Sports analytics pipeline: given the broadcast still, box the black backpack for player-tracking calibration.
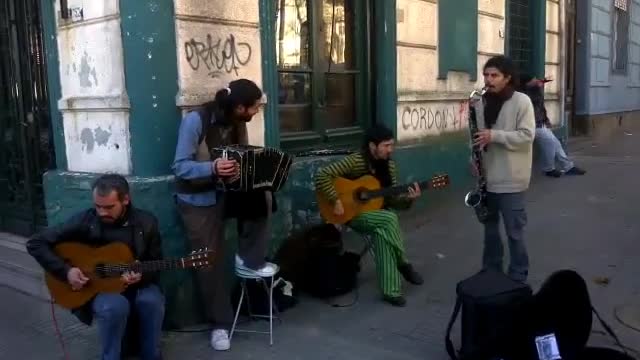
[445,269,534,360]
[274,224,362,299]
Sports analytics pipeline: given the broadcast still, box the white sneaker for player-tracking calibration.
[235,254,245,267]
[211,329,230,351]
[251,262,278,277]
[235,255,278,277]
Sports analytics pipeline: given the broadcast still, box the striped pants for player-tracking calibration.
[349,209,407,297]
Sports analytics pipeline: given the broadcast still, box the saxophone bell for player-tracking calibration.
[464,190,482,208]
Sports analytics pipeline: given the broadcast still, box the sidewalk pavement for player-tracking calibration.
[1,133,639,359]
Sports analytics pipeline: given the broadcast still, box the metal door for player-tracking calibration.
[0,0,55,236]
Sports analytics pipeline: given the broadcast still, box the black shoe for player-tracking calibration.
[398,263,424,285]
[383,295,407,307]
[545,169,562,177]
[565,166,586,175]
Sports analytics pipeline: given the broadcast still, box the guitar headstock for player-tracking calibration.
[430,174,450,189]
[183,248,214,269]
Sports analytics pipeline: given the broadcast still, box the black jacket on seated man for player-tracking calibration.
[26,204,163,325]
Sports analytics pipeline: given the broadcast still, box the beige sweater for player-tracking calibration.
[474,91,535,193]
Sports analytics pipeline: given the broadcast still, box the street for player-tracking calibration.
[1,133,639,360]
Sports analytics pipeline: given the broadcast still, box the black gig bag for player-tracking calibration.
[445,269,533,360]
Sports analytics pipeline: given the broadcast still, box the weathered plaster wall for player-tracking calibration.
[55,0,131,174]
[395,0,506,142]
[174,0,265,145]
[396,0,567,139]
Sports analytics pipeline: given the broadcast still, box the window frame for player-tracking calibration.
[611,0,631,74]
[273,0,372,151]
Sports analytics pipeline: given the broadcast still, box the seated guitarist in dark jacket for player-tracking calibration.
[26,174,164,360]
[314,124,424,307]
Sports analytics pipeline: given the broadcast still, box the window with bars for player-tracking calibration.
[275,0,369,150]
[612,0,630,73]
[507,0,532,74]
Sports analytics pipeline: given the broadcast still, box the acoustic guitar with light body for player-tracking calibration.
[316,173,450,224]
[44,242,214,310]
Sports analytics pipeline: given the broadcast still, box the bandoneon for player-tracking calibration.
[210,145,293,192]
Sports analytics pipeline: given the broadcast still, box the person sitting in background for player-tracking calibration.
[519,74,586,178]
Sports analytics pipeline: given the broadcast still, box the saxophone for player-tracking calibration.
[464,87,490,223]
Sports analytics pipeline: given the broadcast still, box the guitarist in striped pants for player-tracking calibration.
[314,124,424,307]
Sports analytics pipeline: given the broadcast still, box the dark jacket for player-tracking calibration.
[26,205,163,324]
[521,84,552,128]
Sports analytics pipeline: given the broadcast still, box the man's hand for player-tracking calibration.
[121,271,142,287]
[406,182,421,199]
[333,199,345,216]
[214,159,239,177]
[473,129,492,149]
[67,267,89,291]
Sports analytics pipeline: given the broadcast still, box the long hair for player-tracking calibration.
[483,56,519,128]
[201,79,263,124]
[483,55,520,89]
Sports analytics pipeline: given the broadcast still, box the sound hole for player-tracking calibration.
[354,188,369,202]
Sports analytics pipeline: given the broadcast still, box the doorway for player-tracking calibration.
[0,0,55,236]
[565,0,578,135]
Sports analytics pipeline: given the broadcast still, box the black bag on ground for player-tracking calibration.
[445,269,533,360]
[273,223,361,299]
[527,269,636,360]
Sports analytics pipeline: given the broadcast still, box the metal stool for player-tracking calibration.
[229,264,283,346]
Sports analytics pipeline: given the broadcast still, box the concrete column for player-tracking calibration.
[55,0,131,174]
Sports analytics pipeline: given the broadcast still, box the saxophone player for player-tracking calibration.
[471,56,536,283]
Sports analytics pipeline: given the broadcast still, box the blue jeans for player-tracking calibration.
[92,285,165,360]
[535,127,574,172]
[483,192,529,282]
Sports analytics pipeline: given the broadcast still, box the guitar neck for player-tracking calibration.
[101,259,191,275]
[366,180,432,199]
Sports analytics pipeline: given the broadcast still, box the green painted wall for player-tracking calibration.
[259,0,280,147]
[40,0,66,171]
[41,123,568,328]
[373,0,398,136]
[529,1,547,79]
[120,0,180,177]
[40,129,474,328]
[438,0,478,81]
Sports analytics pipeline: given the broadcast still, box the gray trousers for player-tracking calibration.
[176,193,271,329]
[483,192,529,282]
[535,127,574,172]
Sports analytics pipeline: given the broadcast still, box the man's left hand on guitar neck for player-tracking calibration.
[403,182,422,200]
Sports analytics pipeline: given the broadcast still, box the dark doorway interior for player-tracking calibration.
[0,0,55,236]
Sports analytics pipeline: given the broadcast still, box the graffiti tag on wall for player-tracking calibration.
[400,101,469,132]
[184,34,252,78]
